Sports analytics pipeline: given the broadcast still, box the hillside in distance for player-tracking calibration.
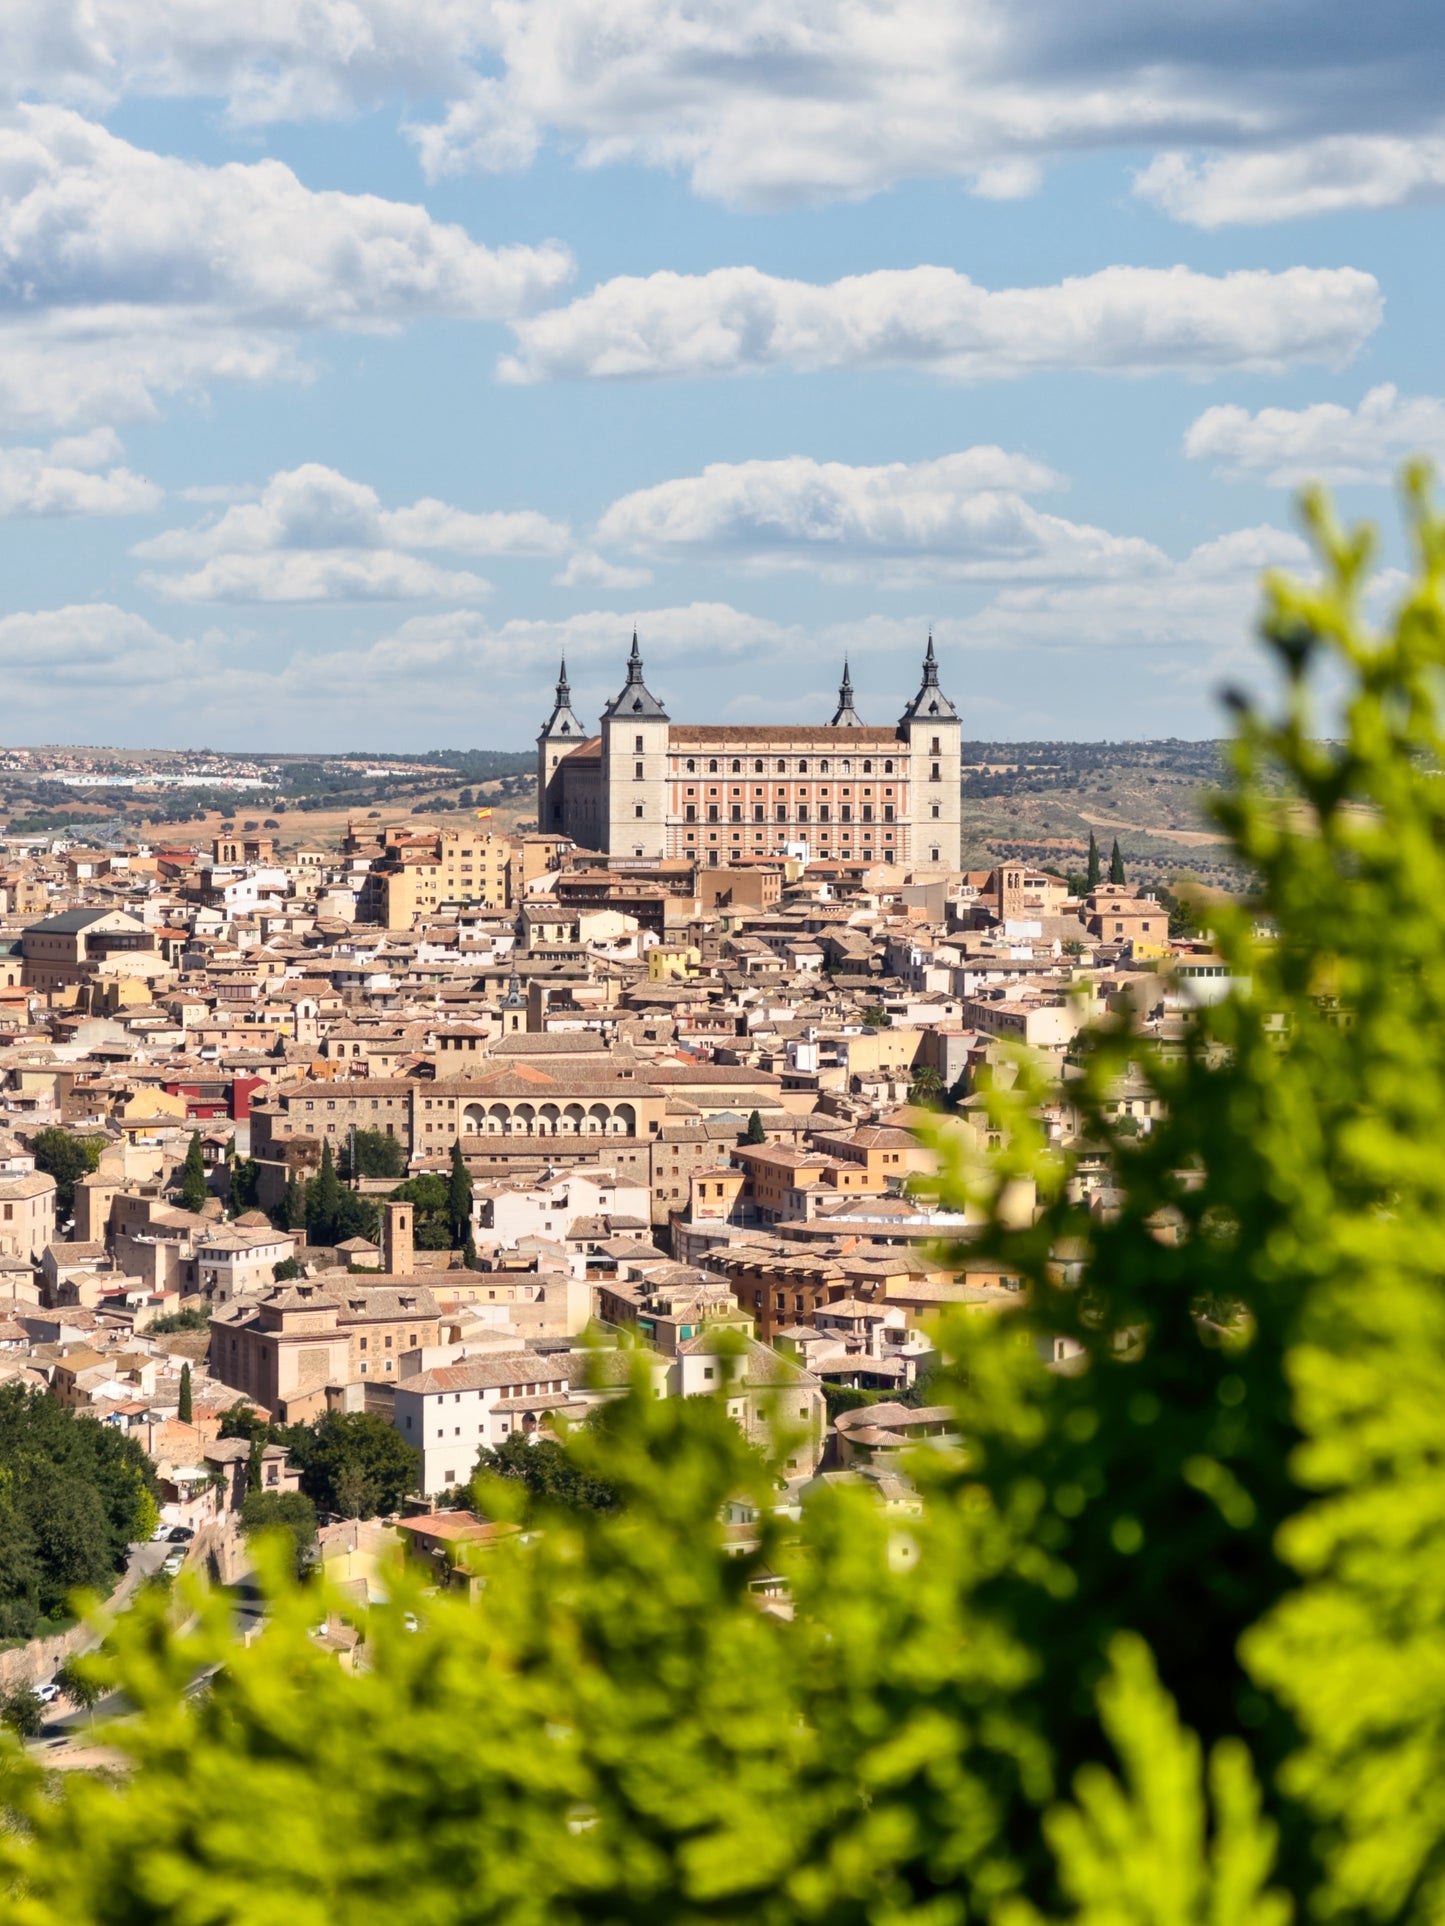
[959,739,1243,892]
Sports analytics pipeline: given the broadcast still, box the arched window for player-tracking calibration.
[754,759,764,773]
[798,760,808,774]
[820,759,830,774]
[884,758,894,774]
[842,759,852,774]
[776,759,786,773]
[862,759,872,773]
[708,759,718,773]
[685,758,696,773]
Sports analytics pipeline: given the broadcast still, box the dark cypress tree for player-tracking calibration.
[1086,829,1101,890]
[745,1110,767,1145]
[179,1132,207,1215]
[447,1140,473,1249]
[310,1138,342,1245]
[246,1433,265,1500]
[1109,838,1126,885]
[177,1364,192,1425]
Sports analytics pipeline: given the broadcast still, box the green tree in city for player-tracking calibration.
[907,1062,943,1106]
[386,1173,451,1249]
[271,1256,301,1282]
[1109,835,1126,884]
[238,1490,317,1580]
[177,1365,192,1426]
[14,477,1445,1926]
[473,1430,619,1518]
[178,1132,207,1214]
[282,1165,307,1233]
[306,1137,342,1244]
[29,1128,104,1220]
[54,1656,104,1727]
[229,1155,260,1215]
[338,1130,407,1181]
[301,1413,419,1519]
[1,1686,44,1740]
[1086,827,1101,889]
[447,1139,473,1249]
[744,1108,767,1144]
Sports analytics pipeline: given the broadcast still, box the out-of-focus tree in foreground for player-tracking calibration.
[6,477,1445,1923]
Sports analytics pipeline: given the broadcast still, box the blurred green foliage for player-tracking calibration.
[5,481,1445,1921]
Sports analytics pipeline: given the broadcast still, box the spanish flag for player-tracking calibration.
[475,808,493,818]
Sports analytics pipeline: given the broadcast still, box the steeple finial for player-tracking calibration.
[556,655,570,702]
[830,657,864,726]
[922,631,938,685]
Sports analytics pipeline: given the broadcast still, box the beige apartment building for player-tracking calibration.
[21,908,166,994]
[358,826,512,929]
[0,1172,57,1259]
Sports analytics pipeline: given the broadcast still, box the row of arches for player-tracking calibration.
[459,1100,638,1136]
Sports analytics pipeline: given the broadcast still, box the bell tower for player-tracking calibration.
[601,632,669,859]
[898,633,961,872]
[536,656,585,837]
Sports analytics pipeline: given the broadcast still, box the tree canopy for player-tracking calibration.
[8,481,1445,1925]
[29,1128,104,1220]
[0,1383,158,1640]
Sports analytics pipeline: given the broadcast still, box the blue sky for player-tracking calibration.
[0,2,1441,750]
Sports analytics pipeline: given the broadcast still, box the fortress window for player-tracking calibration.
[776,804,787,822]
[708,805,719,823]
[686,786,695,797]
[883,804,894,822]
[863,760,872,773]
[776,785,786,796]
[862,804,873,822]
[842,760,852,774]
[686,759,696,773]
[754,760,764,773]
[731,805,742,822]
[819,804,831,823]
[841,805,852,823]
[708,760,718,773]
[753,805,764,822]
[798,760,808,774]
[635,735,644,751]
[930,803,941,819]
[731,759,741,773]
[634,761,643,778]
[930,738,941,755]
[777,760,787,773]
[797,804,809,823]
[820,759,829,774]
[685,805,696,822]
[930,762,941,780]
[634,804,644,819]
[884,759,894,774]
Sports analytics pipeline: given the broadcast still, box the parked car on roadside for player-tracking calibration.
[34,1682,61,1705]
[166,1526,194,1544]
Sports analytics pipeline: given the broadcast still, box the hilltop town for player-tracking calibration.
[0,639,1229,1715]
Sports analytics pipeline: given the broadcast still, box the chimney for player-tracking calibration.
[382,1200,414,1278]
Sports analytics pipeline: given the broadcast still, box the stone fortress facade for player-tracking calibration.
[537,636,962,870]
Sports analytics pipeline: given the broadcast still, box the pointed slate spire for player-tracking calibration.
[540,652,584,740]
[830,657,865,726]
[899,630,957,722]
[604,628,668,719]
[500,967,526,1009]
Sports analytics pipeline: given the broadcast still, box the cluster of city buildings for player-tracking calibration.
[0,640,1233,1537]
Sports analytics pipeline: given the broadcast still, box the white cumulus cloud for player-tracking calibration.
[499,263,1382,386]
[1185,386,1445,486]
[0,429,160,516]
[1136,139,1445,228]
[0,105,572,428]
[8,2,1445,223]
[591,449,1159,582]
[134,462,568,602]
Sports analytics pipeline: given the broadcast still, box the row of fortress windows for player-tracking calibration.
[627,743,947,774]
